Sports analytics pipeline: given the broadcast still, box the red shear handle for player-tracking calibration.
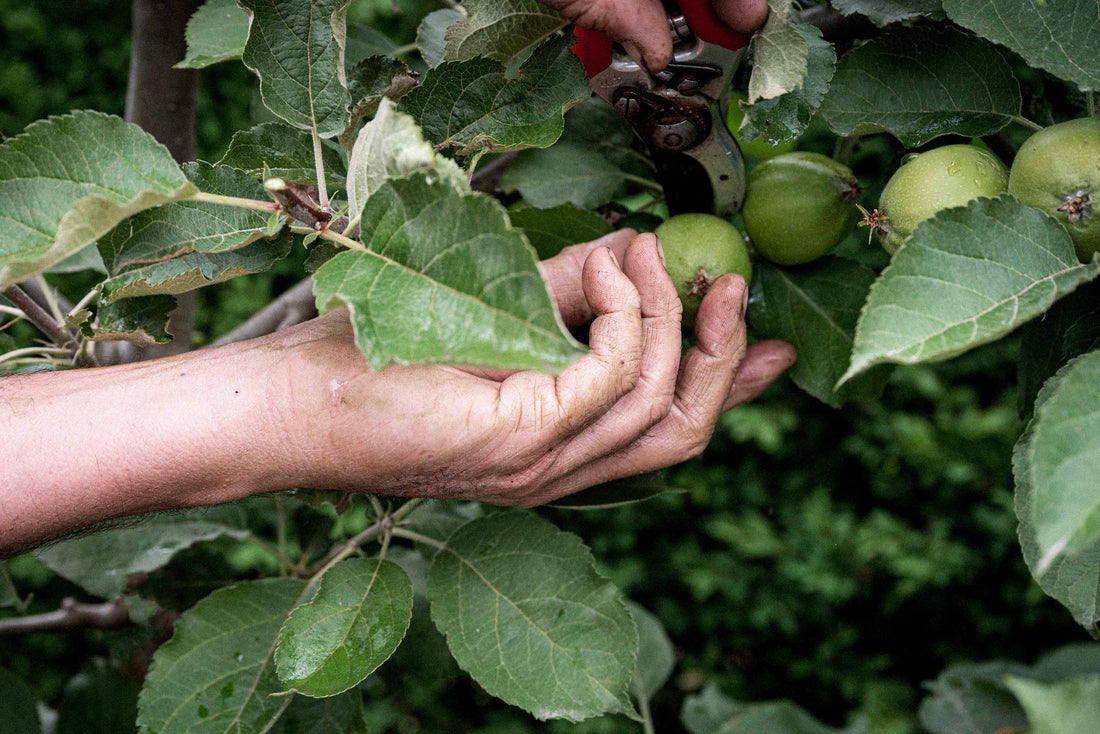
[572,26,614,78]
[571,2,749,78]
[679,0,749,51]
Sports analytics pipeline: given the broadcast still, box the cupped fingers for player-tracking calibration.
[546,233,683,472]
[519,246,643,440]
[540,229,637,327]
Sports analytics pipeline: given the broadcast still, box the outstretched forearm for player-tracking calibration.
[0,338,296,555]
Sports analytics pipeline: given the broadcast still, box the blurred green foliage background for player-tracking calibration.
[0,1,1091,732]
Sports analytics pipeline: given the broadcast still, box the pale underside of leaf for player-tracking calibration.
[748,0,810,103]
[443,0,566,64]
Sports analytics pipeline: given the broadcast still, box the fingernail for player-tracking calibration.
[742,284,749,311]
[606,248,620,268]
[654,236,666,267]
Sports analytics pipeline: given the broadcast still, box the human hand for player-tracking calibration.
[540,0,769,71]
[272,229,795,507]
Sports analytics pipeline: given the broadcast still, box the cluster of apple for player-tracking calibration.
[652,116,1100,323]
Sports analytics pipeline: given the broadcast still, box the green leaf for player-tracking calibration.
[427,511,638,722]
[0,562,19,608]
[840,196,1100,386]
[0,111,197,287]
[1033,642,1100,679]
[830,0,944,26]
[82,294,177,346]
[628,602,674,702]
[748,0,809,103]
[345,99,469,223]
[549,473,674,510]
[35,519,249,599]
[275,558,413,697]
[1005,675,1100,734]
[1017,279,1100,417]
[508,203,613,259]
[239,0,351,137]
[740,21,836,145]
[681,683,862,734]
[341,56,419,151]
[398,34,590,155]
[818,27,1021,147]
[443,0,566,64]
[56,661,139,734]
[138,578,307,734]
[500,144,627,209]
[943,0,1100,92]
[749,257,888,407]
[1015,350,1100,622]
[101,162,278,272]
[102,234,293,300]
[559,97,638,168]
[97,162,292,300]
[219,123,349,185]
[0,667,41,734]
[176,0,250,69]
[417,8,464,67]
[269,690,368,734]
[313,174,584,373]
[917,661,1030,734]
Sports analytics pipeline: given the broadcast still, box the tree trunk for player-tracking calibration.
[122,0,202,360]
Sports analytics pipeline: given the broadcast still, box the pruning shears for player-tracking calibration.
[572,0,750,217]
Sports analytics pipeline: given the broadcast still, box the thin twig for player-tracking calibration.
[0,597,130,636]
[391,527,447,551]
[2,285,76,349]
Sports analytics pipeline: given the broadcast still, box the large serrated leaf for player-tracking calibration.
[917,661,1031,734]
[99,162,282,274]
[830,0,944,26]
[219,123,348,185]
[819,27,1020,147]
[508,204,613,260]
[398,34,590,155]
[35,519,249,599]
[239,0,351,137]
[840,197,1100,386]
[82,294,177,346]
[138,578,307,734]
[1015,350,1100,627]
[748,0,809,103]
[176,0,250,69]
[443,0,565,64]
[427,511,638,722]
[345,99,468,223]
[1005,676,1100,734]
[749,257,888,407]
[0,668,40,734]
[0,111,197,287]
[740,21,835,145]
[500,144,628,209]
[943,0,1100,92]
[275,558,413,697]
[313,174,584,373]
[269,690,368,734]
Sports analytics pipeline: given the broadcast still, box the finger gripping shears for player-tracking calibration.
[572,0,750,217]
